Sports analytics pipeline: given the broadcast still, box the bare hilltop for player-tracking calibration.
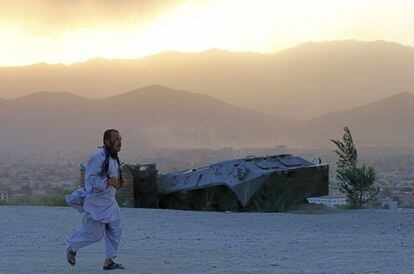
[1,206,413,273]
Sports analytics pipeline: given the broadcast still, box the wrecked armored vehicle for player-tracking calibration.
[120,154,329,212]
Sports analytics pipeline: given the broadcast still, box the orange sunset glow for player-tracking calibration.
[1,0,414,66]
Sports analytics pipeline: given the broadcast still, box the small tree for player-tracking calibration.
[330,127,379,208]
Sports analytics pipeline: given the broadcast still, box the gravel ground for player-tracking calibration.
[0,206,413,273]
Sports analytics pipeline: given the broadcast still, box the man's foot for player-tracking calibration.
[103,259,125,270]
[66,246,76,266]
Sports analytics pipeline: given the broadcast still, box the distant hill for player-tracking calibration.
[1,86,414,149]
[300,92,414,146]
[0,85,295,149]
[1,40,414,119]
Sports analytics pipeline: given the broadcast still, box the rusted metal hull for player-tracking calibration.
[157,165,329,212]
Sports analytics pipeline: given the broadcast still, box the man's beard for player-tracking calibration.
[105,143,118,158]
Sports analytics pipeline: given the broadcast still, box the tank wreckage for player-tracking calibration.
[79,154,329,212]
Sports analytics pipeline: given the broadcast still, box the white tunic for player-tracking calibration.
[66,148,121,222]
[83,148,121,223]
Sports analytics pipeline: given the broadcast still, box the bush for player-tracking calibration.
[331,127,379,208]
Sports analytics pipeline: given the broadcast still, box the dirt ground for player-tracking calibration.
[0,206,413,273]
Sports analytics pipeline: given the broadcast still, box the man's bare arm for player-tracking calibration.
[107,177,121,187]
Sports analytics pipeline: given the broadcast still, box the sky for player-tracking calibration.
[1,0,414,66]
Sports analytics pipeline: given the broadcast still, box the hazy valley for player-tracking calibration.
[1,40,414,207]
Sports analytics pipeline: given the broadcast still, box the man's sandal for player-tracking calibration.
[66,246,76,266]
[103,261,125,270]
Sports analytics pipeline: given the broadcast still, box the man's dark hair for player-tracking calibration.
[103,129,119,144]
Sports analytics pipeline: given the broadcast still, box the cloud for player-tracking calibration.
[0,0,184,36]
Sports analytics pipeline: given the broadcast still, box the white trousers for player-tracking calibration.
[67,212,122,259]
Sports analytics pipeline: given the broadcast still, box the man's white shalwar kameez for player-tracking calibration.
[66,148,122,259]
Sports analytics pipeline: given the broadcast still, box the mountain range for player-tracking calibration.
[1,40,413,119]
[300,91,414,146]
[1,85,413,149]
[0,85,294,149]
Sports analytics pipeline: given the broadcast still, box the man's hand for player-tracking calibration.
[107,177,121,187]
